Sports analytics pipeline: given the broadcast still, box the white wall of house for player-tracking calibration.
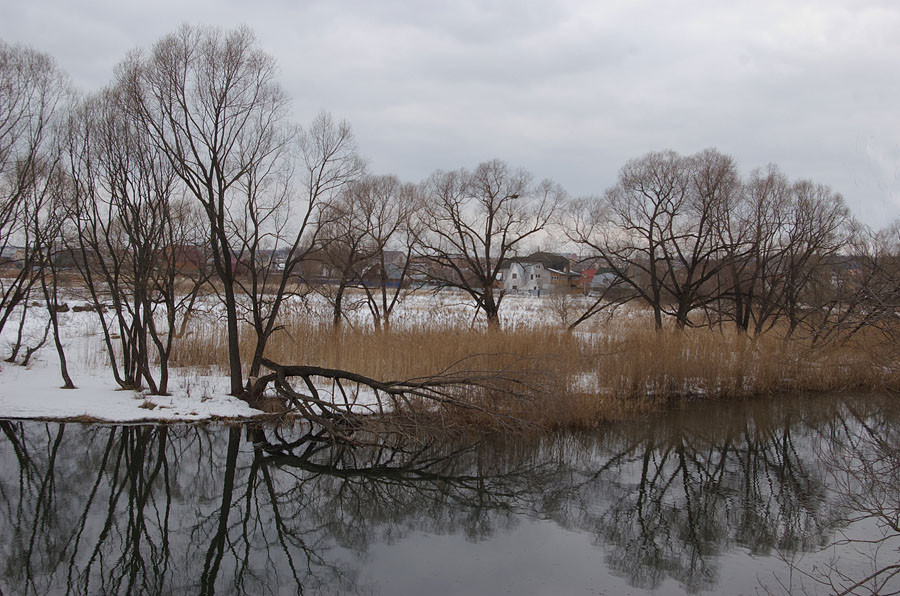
[524,263,551,294]
[501,262,527,292]
[501,262,558,295]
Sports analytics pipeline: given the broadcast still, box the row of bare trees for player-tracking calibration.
[1,26,898,403]
[0,40,74,385]
[1,28,371,398]
[569,149,900,341]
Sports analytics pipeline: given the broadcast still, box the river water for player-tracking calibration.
[1,393,898,595]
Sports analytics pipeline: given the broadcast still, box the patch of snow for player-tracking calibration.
[0,302,263,422]
[0,363,262,422]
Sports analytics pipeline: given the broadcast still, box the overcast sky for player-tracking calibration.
[2,0,899,228]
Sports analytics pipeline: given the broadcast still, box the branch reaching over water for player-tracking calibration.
[252,355,551,439]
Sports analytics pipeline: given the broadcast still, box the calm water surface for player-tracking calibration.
[1,394,898,595]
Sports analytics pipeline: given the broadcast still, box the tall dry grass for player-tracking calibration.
[169,306,900,429]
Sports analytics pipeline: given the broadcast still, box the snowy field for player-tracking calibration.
[0,291,598,422]
[0,303,262,422]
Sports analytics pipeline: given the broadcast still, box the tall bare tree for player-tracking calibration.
[314,179,381,329]
[0,41,68,337]
[120,24,291,395]
[121,26,362,396]
[573,150,852,333]
[65,85,205,394]
[776,180,851,338]
[31,166,75,389]
[357,176,421,332]
[720,172,851,337]
[861,221,900,336]
[664,148,739,328]
[415,159,563,329]
[569,150,691,330]
[231,112,363,379]
[715,165,792,333]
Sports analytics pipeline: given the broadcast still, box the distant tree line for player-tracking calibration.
[1,26,898,401]
[567,148,897,340]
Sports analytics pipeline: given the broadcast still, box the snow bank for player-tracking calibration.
[0,364,261,422]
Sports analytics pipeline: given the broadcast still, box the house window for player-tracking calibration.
[530,274,534,280]
[512,273,517,279]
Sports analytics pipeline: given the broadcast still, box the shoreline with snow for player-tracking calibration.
[0,292,554,424]
[0,360,267,423]
[0,299,266,423]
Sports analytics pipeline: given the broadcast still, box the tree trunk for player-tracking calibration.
[485,308,501,330]
[333,283,346,329]
[223,285,244,396]
[40,267,74,389]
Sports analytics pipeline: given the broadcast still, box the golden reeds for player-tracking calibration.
[169,305,900,429]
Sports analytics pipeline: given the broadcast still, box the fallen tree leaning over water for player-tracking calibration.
[251,356,552,439]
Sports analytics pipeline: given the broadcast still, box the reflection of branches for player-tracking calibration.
[63,427,173,595]
[0,396,894,596]
[806,404,900,595]
[580,404,835,594]
[0,420,565,595]
[200,426,239,596]
[758,397,900,596]
[250,425,558,547]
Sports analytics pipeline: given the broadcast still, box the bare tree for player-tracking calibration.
[12,142,75,388]
[569,150,691,330]
[65,85,205,394]
[0,42,73,389]
[121,25,362,397]
[570,149,851,334]
[715,164,792,333]
[663,148,739,328]
[858,221,900,338]
[776,180,851,338]
[33,189,75,389]
[0,41,69,338]
[415,159,563,329]
[727,174,851,338]
[314,179,382,329]
[315,174,419,330]
[233,112,364,378]
[357,176,421,332]
[118,24,292,396]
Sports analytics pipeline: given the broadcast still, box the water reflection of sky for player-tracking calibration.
[0,393,897,595]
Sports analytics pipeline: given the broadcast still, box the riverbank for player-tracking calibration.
[0,355,263,423]
[2,292,899,426]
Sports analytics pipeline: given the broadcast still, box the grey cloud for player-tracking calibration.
[1,0,898,226]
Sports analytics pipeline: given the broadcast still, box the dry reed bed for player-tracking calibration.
[168,306,900,429]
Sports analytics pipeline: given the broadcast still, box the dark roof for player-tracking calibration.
[521,251,570,270]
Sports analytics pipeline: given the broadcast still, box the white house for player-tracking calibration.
[499,261,552,295]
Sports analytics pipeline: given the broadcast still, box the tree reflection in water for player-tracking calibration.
[761,400,900,595]
[0,394,896,595]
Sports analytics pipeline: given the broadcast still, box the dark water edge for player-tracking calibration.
[1,393,898,595]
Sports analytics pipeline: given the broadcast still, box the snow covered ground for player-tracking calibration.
[0,364,261,422]
[0,302,262,421]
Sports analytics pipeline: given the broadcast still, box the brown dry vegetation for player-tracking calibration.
[168,304,900,430]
